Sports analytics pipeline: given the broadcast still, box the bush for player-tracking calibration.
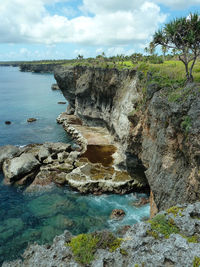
[148,214,180,238]
[67,233,99,265]
[66,231,123,265]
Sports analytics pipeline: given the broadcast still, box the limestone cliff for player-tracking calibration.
[20,63,61,73]
[54,65,200,212]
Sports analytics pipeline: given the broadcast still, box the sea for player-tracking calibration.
[0,66,150,264]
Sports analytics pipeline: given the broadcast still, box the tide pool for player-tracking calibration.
[0,67,149,265]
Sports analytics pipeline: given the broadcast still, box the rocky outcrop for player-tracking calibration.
[54,66,139,143]
[20,63,61,73]
[54,66,200,212]
[0,145,21,168]
[3,153,40,184]
[0,143,73,191]
[54,66,147,185]
[128,83,200,211]
[0,142,140,194]
[3,202,200,267]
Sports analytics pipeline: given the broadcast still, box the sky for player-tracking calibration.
[0,0,199,61]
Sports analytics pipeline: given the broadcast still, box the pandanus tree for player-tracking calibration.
[151,13,200,83]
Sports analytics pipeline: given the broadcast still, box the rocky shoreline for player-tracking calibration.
[0,107,147,194]
[19,63,62,73]
[3,202,200,267]
[1,64,200,266]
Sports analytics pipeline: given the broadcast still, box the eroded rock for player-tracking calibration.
[66,161,143,194]
[3,153,40,184]
[0,145,21,169]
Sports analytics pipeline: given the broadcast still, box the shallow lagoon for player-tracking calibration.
[0,67,149,264]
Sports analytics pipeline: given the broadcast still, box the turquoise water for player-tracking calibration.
[0,67,150,264]
[0,66,69,145]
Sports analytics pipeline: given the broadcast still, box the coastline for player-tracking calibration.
[1,63,200,266]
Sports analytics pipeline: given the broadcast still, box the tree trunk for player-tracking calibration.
[188,57,197,83]
[184,62,191,82]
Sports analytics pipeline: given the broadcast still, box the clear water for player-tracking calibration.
[0,67,150,264]
[0,66,69,145]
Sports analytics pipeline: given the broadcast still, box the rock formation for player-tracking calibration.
[0,141,142,194]
[19,63,61,73]
[54,65,200,213]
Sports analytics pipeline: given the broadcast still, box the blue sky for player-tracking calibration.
[0,0,199,61]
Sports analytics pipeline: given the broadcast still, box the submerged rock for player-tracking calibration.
[132,197,149,207]
[110,209,125,220]
[27,118,37,122]
[4,121,11,125]
[57,101,66,104]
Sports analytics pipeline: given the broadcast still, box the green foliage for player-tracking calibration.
[147,230,159,239]
[152,13,200,82]
[181,116,191,133]
[109,238,123,252]
[120,248,128,256]
[66,232,123,265]
[167,206,184,217]
[193,256,200,267]
[148,214,180,238]
[94,232,122,252]
[67,233,99,265]
[186,235,199,243]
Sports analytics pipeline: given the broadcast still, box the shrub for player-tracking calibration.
[67,231,123,265]
[148,214,180,238]
[193,256,200,267]
[67,233,99,265]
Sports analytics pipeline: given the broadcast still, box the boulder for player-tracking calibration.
[44,142,72,154]
[57,101,66,104]
[3,153,40,184]
[25,170,53,192]
[0,145,21,169]
[132,197,149,207]
[27,118,37,122]
[38,145,50,162]
[51,83,60,90]
[110,209,126,220]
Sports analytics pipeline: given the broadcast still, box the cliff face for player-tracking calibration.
[54,65,200,212]
[54,66,139,142]
[128,84,200,212]
[20,63,61,73]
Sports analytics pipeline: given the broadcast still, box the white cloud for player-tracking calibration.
[3,0,199,49]
[0,0,167,46]
[155,0,200,9]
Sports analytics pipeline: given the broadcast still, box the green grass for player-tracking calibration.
[18,58,200,83]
